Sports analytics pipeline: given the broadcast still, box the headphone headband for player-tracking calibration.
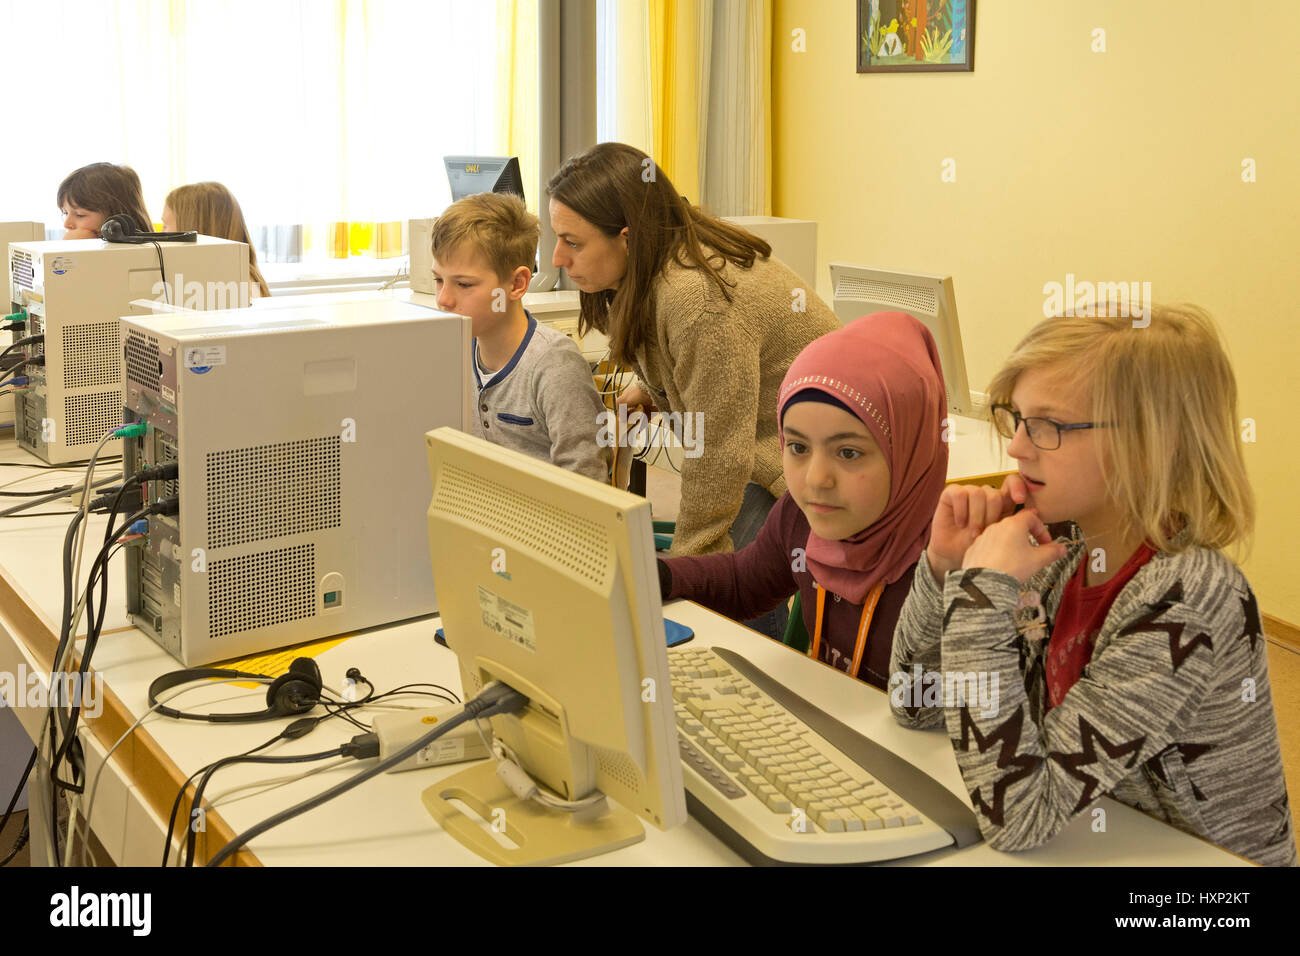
[148,659,322,723]
[101,214,198,244]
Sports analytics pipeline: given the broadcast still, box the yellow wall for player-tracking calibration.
[773,0,1300,624]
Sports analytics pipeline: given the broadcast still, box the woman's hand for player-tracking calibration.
[962,508,1067,583]
[616,383,657,414]
[927,474,1029,585]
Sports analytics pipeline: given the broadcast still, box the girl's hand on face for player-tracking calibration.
[616,383,657,415]
[962,508,1068,583]
[927,475,1029,585]
[62,228,100,240]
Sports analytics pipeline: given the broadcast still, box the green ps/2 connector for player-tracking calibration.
[114,422,150,438]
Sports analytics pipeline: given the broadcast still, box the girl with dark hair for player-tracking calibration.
[56,163,154,239]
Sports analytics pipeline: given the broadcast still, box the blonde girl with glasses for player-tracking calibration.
[889,305,1295,866]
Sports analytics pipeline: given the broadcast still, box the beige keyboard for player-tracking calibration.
[669,645,972,864]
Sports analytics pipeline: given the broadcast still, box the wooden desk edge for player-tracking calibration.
[0,560,261,867]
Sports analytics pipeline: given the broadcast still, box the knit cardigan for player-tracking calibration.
[890,534,1298,866]
[630,254,841,556]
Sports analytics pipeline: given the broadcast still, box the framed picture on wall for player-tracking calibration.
[858,0,975,73]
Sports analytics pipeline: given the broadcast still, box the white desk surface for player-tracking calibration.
[0,438,1244,866]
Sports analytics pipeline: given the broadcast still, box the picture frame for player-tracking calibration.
[858,0,975,73]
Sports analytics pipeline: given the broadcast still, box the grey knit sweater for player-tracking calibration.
[890,534,1297,866]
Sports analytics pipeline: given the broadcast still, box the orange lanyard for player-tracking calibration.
[811,582,883,677]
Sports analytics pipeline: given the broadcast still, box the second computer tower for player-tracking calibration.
[120,298,472,665]
[8,236,250,463]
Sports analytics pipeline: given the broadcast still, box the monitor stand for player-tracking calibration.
[423,762,644,865]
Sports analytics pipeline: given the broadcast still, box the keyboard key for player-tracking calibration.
[849,805,883,829]
[765,794,792,814]
[817,809,845,832]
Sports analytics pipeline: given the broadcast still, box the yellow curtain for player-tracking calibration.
[497,0,540,212]
[649,0,701,203]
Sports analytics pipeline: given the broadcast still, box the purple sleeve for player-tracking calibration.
[663,493,801,622]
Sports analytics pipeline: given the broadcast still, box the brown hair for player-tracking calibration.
[986,305,1254,557]
[56,163,153,235]
[546,142,771,365]
[429,192,539,283]
[164,182,270,297]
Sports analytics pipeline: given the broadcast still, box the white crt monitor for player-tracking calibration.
[828,263,974,417]
[423,427,686,864]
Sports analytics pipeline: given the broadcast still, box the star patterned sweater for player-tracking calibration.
[890,532,1297,866]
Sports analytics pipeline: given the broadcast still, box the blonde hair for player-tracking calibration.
[164,182,270,298]
[429,192,539,282]
[986,305,1254,557]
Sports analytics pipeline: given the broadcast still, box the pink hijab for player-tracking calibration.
[777,312,949,604]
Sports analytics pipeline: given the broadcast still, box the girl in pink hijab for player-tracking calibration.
[659,312,948,688]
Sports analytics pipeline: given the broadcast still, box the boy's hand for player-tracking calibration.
[962,508,1067,584]
[927,475,1028,585]
[616,383,657,414]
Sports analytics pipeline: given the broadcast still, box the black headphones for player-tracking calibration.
[148,657,324,723]
[100,213,198,244]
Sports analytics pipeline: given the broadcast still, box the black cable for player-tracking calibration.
[42,508,87,863]
[0,334,43,367]
[45,494,169,861]
[150,242,169,305]
[0,473,121,518]
[0,747,36,867]
[183,746,348,867]
[162,728,287,867]
[0,820,28,867]
[0,359,39,386]
[0,457,123,470]
[54,500,154,777]
[205,682,528,867]
[0,511,81,519]
[0,484,74,497]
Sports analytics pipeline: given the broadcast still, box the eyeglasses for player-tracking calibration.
[990,404,1105,451]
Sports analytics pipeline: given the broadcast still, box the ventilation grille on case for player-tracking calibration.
[28,314,44,359]
[433,463,609,586]
[206,436,342,549]
[208,544,316,639]
[64,391,123,447]
[63,321,122,389]
[594,747,643,793]
[10,250,33,291]
[124,328,163,393]
[835,275,937,315]
[158,434,179,501]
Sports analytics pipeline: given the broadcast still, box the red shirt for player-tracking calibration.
[1045,543,1156,709]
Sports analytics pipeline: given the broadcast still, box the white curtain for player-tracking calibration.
[596,0,770,217]
[1,0,506,253]
[697,0,770,216]
[597,0,653,156]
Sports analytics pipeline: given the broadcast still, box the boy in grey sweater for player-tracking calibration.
[430,193,610,484]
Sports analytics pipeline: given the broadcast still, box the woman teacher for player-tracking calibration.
[547,142,841,568]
